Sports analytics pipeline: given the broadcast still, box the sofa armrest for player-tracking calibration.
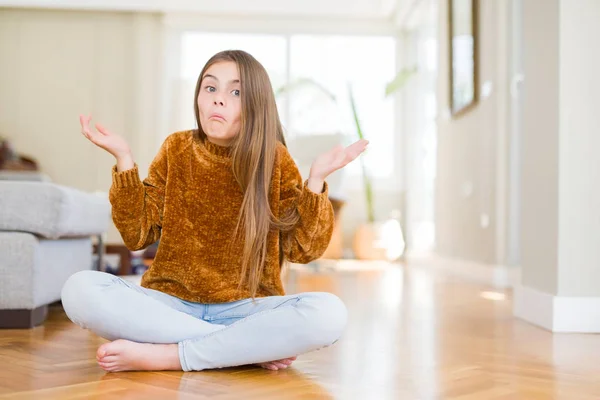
[0,182,110,239]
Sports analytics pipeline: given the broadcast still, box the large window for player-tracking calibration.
[179,32,396,179]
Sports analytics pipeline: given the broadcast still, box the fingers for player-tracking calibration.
[79,115,108,145]
[79,114,91,130]
[332,148,349,168]
[337,139,368,167]
[346,139,369,159]
[329,139,368,162]
[79,114,90,138]
[95,123,110,136]
[79,114,95,141]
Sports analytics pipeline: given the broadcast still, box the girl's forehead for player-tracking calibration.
[205,62,239,77]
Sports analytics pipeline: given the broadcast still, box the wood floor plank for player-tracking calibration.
[0,379,209,400]
[2,261,600,399]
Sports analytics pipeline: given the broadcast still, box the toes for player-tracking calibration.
[277,356,296,363]
[98,362,118,372]
[97,339,129,360]
[97,342,116,359]
[98,355,118,363]
[259,363,278,371]
[257,357,297,371]
[274,357,295,366]
[97,345,108,359]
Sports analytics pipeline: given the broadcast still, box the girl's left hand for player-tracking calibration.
[309,139,369,183]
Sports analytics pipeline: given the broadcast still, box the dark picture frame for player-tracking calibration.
[449,0,478,116]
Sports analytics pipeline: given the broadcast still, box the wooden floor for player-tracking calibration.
[2,260,600,400]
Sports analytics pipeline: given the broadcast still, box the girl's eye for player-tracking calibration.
[232,89,240,97]
[205,86,216,93]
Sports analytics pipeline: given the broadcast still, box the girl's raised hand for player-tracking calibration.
[79,115,131,160]
[309,139,369,182]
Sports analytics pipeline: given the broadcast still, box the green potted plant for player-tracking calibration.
[349,67,416,260]
[276,67,417,260]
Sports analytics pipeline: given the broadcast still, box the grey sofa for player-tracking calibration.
[0,180,110,328]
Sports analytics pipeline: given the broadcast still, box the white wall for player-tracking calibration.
[519,0,600,297]
[520,0,560,295]
[557,0,600,296]
[0,8,163,243]
[434,0,511,265]
[515,0,600,333]
[522,0,600,296]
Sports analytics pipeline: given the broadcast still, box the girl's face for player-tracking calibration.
[197,61,242,146]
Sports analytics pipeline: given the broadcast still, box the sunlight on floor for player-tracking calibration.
[480,291,506,301]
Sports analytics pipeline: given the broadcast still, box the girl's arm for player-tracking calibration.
[79,114,168,251]
[109,137,169,251]
[279,145,335,264]
[279,139,368,263]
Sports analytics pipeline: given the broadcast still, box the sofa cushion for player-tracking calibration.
[0,232,93,309]
[0,181,110,239]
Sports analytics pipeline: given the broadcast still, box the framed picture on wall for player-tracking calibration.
[449,0,478,116]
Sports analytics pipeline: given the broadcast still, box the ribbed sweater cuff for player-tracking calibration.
[111,164,142,188]
[298,180,330,211]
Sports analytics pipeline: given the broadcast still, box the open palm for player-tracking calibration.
[309,139,369,181]
[80,115,130,159]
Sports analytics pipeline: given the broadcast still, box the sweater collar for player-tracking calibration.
[203,138,232,158]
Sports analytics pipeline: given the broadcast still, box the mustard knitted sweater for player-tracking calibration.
[109,130,334,303]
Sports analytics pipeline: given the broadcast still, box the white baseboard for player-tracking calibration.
[404,252,520,289]
[514,285,600,333]
[513,284,554,330]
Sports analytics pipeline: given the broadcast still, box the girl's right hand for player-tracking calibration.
[80,114,131,160]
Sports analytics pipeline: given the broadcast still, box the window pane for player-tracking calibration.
[288,35,396,177]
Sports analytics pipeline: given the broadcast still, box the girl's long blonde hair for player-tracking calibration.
[193,50,299,297]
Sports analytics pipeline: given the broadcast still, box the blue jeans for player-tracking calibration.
[60,270,347,371]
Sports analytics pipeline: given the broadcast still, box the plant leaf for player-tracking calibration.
[348,83,375,223]
[385,67,418,97]
[348,84,365,140]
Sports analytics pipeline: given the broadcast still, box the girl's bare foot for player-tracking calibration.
[98,340,296,372]
[96,339,181,372]
[257,356,297,371]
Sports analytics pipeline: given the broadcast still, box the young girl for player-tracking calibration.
[61,50,368,373]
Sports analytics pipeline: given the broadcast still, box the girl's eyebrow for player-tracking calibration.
[203,74,240,84]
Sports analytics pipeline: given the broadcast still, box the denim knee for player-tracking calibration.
[300,292,348,347]
[61,270,112,326]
